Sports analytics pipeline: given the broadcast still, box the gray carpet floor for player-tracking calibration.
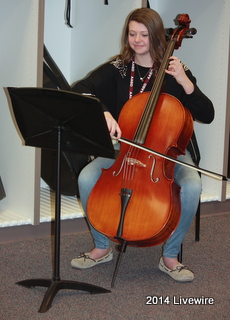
[0,213,229,319]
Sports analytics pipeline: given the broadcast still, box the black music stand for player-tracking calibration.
[7,87,116,313]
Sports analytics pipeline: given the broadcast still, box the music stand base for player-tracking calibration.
[16,278,111,313]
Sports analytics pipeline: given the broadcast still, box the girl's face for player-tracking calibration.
[128,21,150,58]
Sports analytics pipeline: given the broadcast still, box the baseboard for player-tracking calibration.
[0,200,229,244]
[0,217,89,244]
[201,199,230,216]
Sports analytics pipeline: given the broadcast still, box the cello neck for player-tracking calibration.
[133,13,194,145]
[133,39,176,145]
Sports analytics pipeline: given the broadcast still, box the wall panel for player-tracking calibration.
[0,0,44,224]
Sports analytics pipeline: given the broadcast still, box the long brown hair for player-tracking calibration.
[119,8,167,71]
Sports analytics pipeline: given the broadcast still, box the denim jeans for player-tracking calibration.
[78,145,201,258]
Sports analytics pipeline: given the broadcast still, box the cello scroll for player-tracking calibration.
[165,14,197,50]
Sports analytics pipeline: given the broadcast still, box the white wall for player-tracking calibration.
[0,0,43,223]
[44,0,144,85]
[70,0,144,83]
[44,0,72,82]
[149,0,230,200]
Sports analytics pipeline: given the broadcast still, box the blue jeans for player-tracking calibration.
[78,146,201,258]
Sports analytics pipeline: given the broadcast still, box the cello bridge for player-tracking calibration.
[126,158,146,167]
[112,154,146,177]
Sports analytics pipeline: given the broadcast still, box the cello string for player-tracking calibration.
[122,145,140,190]
[129,146,139,185]
[122,146,132,189]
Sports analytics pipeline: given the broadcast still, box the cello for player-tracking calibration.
[87,14,197,284]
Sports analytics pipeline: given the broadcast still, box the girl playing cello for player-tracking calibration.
[71,8,214,282]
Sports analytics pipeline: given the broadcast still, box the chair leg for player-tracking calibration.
[177,199,201,264]
[178,243,183,263]
[195,200,200,241]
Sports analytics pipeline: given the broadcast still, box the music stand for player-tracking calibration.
[7,87,116,313]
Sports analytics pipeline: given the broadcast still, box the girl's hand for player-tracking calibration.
[104,111,122,139]
[165,56,194,95]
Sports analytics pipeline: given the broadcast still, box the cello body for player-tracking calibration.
[87,92,193,247]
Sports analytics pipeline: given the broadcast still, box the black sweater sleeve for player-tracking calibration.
[164,69,214,124]
[71,62,117,113]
